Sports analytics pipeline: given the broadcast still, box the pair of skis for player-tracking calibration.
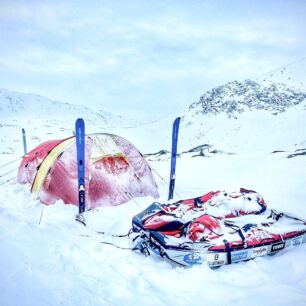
[75,116,181,222]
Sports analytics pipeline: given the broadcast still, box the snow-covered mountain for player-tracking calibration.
[177,79,306,154]
[255,56,306,91]
[2,72,306,157]
[0,88,141,157]
[128,78,306,155]
[0,88,137,127]
[187,80,306,117]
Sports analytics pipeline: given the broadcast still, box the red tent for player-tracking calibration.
[18,133,159,208]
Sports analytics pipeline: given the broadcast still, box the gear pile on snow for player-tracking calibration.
[132,188,306,267]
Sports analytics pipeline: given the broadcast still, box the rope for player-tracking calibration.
[38,205,45,225]
[0,156,23,170]
[151,167,168,185]
[75,215,134,239]
[150,165,183,199]
[95,228,133,238]
[79,234,134,250]
[99,241,133,250]
[0,176,16,186]
[0,167,18,179]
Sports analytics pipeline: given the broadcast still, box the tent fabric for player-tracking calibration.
[31,137,75,195]
[18,138,68,185]
[17,134,159,208]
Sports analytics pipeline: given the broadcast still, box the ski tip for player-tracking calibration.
[75,118,85,125]
[75,118,85,137]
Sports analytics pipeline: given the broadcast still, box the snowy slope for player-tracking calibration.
[255,56,306,91]
[4,78,305,157]
[0,88,141,161]
[178,80,306,154]
[0,88,137,127]
[128,79,306,155]
[0,71,306,306]
[0,151,306,306]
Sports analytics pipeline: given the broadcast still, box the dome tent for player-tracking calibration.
[18,133,159,208]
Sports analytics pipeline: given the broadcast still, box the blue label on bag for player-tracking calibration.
[231,251,248,262]
[292,236,303,246]
[183,253,202,265]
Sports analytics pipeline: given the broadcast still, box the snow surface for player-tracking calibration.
[0,85,306,306]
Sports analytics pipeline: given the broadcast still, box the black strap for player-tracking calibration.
[237,229,247,247]
[223,239,232,264]
[224,221,249,248]
[194,197,203,208]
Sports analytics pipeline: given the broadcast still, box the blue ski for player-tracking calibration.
[75,118,85,216]
[168,117,181,200]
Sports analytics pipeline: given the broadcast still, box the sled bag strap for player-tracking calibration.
[237,229,246,246]
[223,239,232,264]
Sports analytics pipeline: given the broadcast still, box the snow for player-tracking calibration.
[0,88,138,128]
[0,86,306,306]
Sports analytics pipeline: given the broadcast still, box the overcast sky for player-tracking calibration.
[0,0,305,120]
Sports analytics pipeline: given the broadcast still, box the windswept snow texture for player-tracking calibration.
[0,80,306,306]
[1,155,306,306]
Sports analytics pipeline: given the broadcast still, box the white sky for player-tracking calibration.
[0,0,305,120]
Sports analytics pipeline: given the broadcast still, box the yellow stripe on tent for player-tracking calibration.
[31,137,75,197]
[90,152,128,164]
[90,134,127,164]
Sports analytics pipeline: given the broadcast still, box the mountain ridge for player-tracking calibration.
[0,88,137,128]
[186,79,306,119]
